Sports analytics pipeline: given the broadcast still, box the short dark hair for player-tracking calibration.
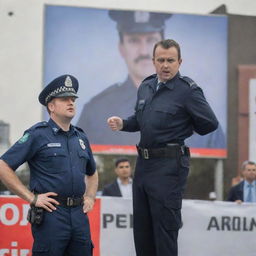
[115,157,130,167]
[152,39,181,60]
[241,160,256,170]
[118,30,164,44]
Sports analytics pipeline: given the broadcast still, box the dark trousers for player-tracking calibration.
[31,205,93,256]
[133,155,190,256]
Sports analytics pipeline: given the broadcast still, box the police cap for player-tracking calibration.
[39,75,79,106]
[109,10,172,34]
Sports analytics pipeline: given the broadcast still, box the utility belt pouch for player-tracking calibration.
[27,206,44,225]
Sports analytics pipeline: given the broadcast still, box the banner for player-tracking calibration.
[1,196,256,255]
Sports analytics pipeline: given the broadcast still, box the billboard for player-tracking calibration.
[43,6,228,158]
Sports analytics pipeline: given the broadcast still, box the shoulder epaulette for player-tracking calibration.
[142,74,157,83]
[179,76,197,87]
[29,121,48,130]
[74,126,85,133]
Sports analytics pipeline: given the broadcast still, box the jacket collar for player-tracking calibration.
[48,118,75,135]
[147,72,180,91]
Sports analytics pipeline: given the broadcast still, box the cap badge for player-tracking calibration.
[65,76,72,87]
[134,11,150,23]
[53,127,59,132]
[79,139,86,150]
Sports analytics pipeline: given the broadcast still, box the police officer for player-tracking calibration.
[107,39,218,256]
[0,75,98,256]
[77,10,171,145]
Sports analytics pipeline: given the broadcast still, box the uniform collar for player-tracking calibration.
[149,72,180,91]
[48,118,75,135]
[164,72,180,90]
[147,75,158,90]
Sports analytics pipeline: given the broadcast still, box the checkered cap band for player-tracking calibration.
[45,86,76,104]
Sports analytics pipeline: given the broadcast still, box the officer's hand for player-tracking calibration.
[107,116,123,131]
[83,195,95,213]
[34,192,59,212]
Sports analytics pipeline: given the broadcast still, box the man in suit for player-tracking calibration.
[102,158,132,198]
[227,160,256,203]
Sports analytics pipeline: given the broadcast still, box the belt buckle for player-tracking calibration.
[67,197,74,206]
[143,149,149,159]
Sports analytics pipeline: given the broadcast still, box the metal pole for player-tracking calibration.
[214,159,224,200]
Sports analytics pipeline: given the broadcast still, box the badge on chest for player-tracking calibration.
[79,139,86,150]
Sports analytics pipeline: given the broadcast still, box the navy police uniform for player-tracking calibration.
[1,75,96,256]
[77,10,225,148]
[121,72,218,256]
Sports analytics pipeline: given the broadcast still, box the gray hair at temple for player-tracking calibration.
[241,160,256,170]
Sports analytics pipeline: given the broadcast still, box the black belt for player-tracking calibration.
[136,145,190,160]
[55,196,84,207]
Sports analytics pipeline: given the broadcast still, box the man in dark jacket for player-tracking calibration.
[227,160,256,203]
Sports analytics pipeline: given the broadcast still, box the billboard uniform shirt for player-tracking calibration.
[1,118,96,197]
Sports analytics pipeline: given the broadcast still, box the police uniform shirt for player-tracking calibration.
[122,72,219,148]
[0,119,96,197]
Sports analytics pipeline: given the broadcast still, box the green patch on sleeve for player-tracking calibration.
[18,133,30,144]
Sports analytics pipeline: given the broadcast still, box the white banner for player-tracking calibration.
[100,197,135,256]
[179,200,256,256]
[100,198,256,256]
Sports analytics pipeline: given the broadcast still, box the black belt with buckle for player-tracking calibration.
[136,144,190,160]
[55,196,84,207]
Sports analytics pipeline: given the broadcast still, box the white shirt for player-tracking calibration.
[243,180,256,202]
[117,178,133,199]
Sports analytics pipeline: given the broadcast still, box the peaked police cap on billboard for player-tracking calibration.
[39,75,79,106]
[109,10,172,34]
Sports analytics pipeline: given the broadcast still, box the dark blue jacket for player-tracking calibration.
[227,181,244,202]
[102,179,122,197]
[122,72,219,148]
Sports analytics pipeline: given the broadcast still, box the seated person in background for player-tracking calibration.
[102,158,133,198]
[227,160,256,203]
